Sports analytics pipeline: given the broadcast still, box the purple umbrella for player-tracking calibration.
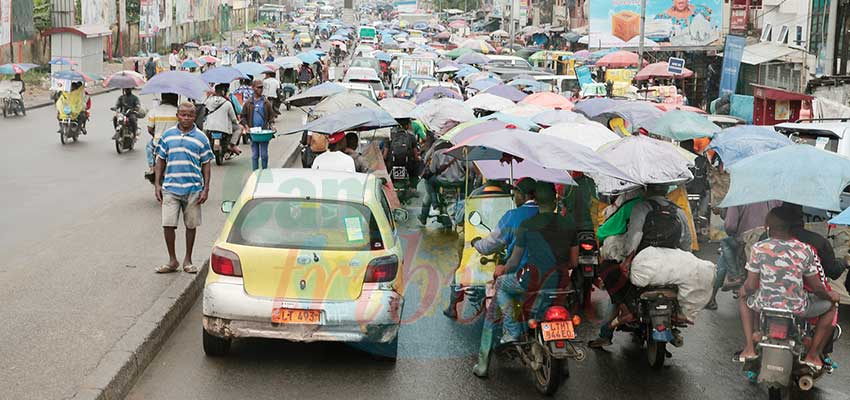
[415,86,463,104]
[140,71,209,100]
[468,78,501,92]
[456,52,490,65]
[475,159,576,185]
[483,84,527,102]
[572,97,622,118]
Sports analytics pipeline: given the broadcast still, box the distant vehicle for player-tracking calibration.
[705,114,746,129]
[533,75,579,95]
[485,55,533,70]
[358,26,377,44]
[414,80,462,98]
[394,57,436,85]
[353,45,376,58]
[394,74,437,99]
[339,82,378,103]
[350,56,382,76]
[490,68,552,82]
[203,169,408,360]
[344,67,387,99]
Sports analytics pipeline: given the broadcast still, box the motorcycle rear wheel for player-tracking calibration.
[647,340,666,369]
[214,149,223,166]
[60,126,67,145]
[115,137,124,154]
[532,341,564,395]
[2,104,8,118]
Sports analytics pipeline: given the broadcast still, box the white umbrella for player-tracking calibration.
[592,135,694,195]
[313,92,382,117]
[379,98,417,119]
[464,93,515,112]
[500,103,548,118]
[411,98,475,136]
[539,122,620,151]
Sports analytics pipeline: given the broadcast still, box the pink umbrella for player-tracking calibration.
[633,61,694,81]
[449,20,467,28]
[594,50,646,68]
[520,92,574,110]
[198,55,220,64]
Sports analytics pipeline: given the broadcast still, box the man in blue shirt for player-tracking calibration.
[154,102,213,274]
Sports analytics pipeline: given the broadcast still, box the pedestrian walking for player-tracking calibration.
[154,102,213,274]
[240,79,275,170]
[168,49,180,71]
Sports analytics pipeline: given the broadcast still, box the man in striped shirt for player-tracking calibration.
[154,102,213,274]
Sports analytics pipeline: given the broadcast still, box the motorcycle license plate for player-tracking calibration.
[541,321,575,341]
[392,166,408,180]
[211,132,223,139]
[579,255,598,265]
[271,308,321,324]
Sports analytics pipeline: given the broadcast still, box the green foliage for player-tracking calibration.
[127,0,141,23]
[33,0,51,31]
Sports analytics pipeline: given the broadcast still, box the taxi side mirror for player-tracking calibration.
[221,200,235,214]
[392,208,409,223]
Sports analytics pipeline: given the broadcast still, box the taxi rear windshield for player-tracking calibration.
[228,199,383,251]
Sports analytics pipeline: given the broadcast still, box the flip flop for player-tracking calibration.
[183,264,199,273]
[732,350,758,363]
[156,264,179,273]
[803,360,823,372]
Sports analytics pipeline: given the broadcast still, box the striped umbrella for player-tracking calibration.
[103,70,146,88]
[0,63,39,75]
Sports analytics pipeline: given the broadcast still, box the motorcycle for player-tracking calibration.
[390,164,415,205]
[1,88,25,118]
[112,108,138,154]
[206,130,236,166]
[687,193,709,242]
[58,105,82,144]
[571,230,599,309]
[332,53,342,66]
[744,307,841,400]
[616,285,686,368]
[279,84,296,111]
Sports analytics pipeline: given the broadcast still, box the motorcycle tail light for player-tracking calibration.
[211,247,243,277]
[580,243,595,251]
[768,321,788,340]
[572,315,582,326]
[554,340,565,349]
[527,319,538,329]
[544,305,569,322]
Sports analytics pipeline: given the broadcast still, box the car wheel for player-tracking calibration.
[202,328,231,357]
[368,336,398,362]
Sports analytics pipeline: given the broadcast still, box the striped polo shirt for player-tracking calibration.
[156,125,213,196]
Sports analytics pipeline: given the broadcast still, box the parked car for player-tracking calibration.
[203,169,409,359]
[350,56,382,76]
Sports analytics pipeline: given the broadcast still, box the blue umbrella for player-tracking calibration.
[482,113,540,131]
[274,56,302,69]
[296,52,320,64]
[456,52,490,65]
[484,84,527,102]
[643,110,721,141]
[382,35,397,45]
[285,82,347,107]
[828,207,850,225]
[508,78,541,87]
[413,22,429,31]
[48,57,76,66]
[0,63,39,75]
[140,71,209,100]
[310,49,327,57]
[234,62,272,77]
[722,145,850,211]
[201,66,247,84]
[280,107,398,135]
[181,58,203,69]
[329,34,347,41]
[707,125,793,165]
[373,51,392,62]
[468,78,501,92]
[572,97,621,118]
[456,66,480,78]
[52,70,93,82]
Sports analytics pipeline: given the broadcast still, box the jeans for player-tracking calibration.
[145,139,155,167]
[251,140,269,170]
[419,176,439,219]
[715,236,741,290]
[598,303,616,339]
[495,274,526,340]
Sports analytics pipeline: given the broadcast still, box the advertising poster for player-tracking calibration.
[139,0,159,38]
[719,35,746,95]
[0,0,10,46]
[81,0,116,26]
[588,0,723,48]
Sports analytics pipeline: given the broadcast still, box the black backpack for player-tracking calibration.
[389,129,414,166]
[639,200,683,251]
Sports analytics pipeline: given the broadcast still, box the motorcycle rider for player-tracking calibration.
[203,83,242,158]
[332,43,343,65]
[262,70,282,119]
[737,208,839,370]
[386,119,419,187]
[55,81,90,135]
[418,141,466,226]
[111,88,141,139]
[473,181,578,377]
[297,62,315,90]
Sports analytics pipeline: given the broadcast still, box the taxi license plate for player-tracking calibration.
[541,321,576,341]
[271,308,321,324]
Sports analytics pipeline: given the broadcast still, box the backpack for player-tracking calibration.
[389,128,414,166]
[639,200,683,251]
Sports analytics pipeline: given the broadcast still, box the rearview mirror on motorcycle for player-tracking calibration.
[392,208,409,223]
[221,200,235,214]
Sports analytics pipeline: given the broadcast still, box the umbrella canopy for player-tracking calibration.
[411,98,475,135]
[287,82,348,107]
[455,65,481,78]
[181,58,204,69]
[456,52,490,65]
[448,20,468,28]
[592,101,664,133]
[281,107,398,135]
[274,56,303,69]
[313,92,382,117]
[490,29,509,38]
[53,70,94,82]
[198,55,220,64]
[721,145,850,211]
[379,98,417,119]
[643,110,720,141]
[475,159,577,186]
[296,52,321,64]
[484,84,527,102]
[707,125,793,165]
[140,71,209,100]
[446,127,636,182]
[445,47,475,59]
[442,119,498,143]
[500,103,548,118]
[0,63,38,75]
[460,39,496,54]
[435,31,452,40]
[415,86,463,104]
[437,59,462,69]
[594,50,646,68]
[520,92,574,110]
[634,61,694,81]
[539,122,620,150]
[48,57,77,65]
[103,70,146,88]
[184,42,200,48]
[234,62,273,77]
[465,93,515,112]
[464,71,496,83]
[484,113,541,131]
[201,66,248,84]
[468,78,501,92]
[532,109,589,127]
[592,135,694,195]
[572,97,621,118]
[436,65,460,73]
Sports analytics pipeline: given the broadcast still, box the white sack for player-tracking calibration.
[630,247,716,320]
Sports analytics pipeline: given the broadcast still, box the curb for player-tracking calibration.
[25,88,119,111]
[70,141,301,400]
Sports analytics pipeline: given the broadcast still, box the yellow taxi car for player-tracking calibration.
[202,169,408,359]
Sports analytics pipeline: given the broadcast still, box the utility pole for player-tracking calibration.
[636,0,646,67]
[508,1,515,52]
[118,0,127,56]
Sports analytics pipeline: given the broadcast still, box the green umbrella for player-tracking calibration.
[445,47,474,60]
[643,110,721,141]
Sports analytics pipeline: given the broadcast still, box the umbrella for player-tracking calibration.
[281,107,398,135]
[53,70,94,82]
[446,126,636,182]
[592,135,694,195]
[184,42,200,48]
[539,122,620,150]
[286,82,347,107]
[594,50,646,68]
[484,113,541,131]
[572,97,621,118]
[221,46,235,52]
[249,46,264,52]
[490,29,509,38]
[445,47,474,59]
[296,52,321,64]
[48,57,77,65]
[475,159,577,186]
[274,56,303,69]
[103,70,146,88]
[465,93,515,112]
[520,92,574,110]
[721,145,850,211]
[589,101,664,133]
[201,67,247,84]
[379,98,417,119]
[449,20,467,28]
[654,103,707,114]
[373,51,393,62]
[460,39,496,54]
[707,125,793,165]
[399,41,417,50]
[329,34,347,41]
[199,45,214,52]
[313,92,382,117]
[442,119,495,143]
[198,55,220,64]
[0,63,38,75]
[415,86,463,104]
[484,84,527,102]
[436,65,460,73]
[456,52,490,65]
[500,103,548,118]
[456,67,482,79]
[310,49,327,57]
[438,59,462,69]
[140,70,209,100]
[643,110,720,141]
[572,49,591,60]
[634,61,694,81]
[468,78,501,92]
[436,31,452,40]
[532,109,589,127]
[411,98,475,135]
[181,58,204,69]
[234,62,273,77]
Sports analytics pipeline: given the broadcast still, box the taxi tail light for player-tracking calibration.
[211,247,243,277]
[365,254,398,283]
[544,305,569,322]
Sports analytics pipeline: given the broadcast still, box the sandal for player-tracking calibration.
[732,350,758,363]
[155,264,179,273]
[803,360,824,372]
[183,264,199,274]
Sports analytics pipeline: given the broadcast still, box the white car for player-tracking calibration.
[344,67,387,99]
[414,81,462,97]
[339,82,378,103]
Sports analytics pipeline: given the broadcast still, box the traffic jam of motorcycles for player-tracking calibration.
[4,0,850,399]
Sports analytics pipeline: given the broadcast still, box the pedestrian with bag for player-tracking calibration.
[240,79,275,170]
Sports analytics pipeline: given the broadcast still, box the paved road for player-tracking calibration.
[127,213,850,400]
[0,87,302,399]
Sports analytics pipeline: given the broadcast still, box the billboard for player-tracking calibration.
[0,0,9,46]
[11,0,34,42]
[139,0,159,38]
[719,35,746,95]
[81,0,116,26]
[588,0,723,48]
